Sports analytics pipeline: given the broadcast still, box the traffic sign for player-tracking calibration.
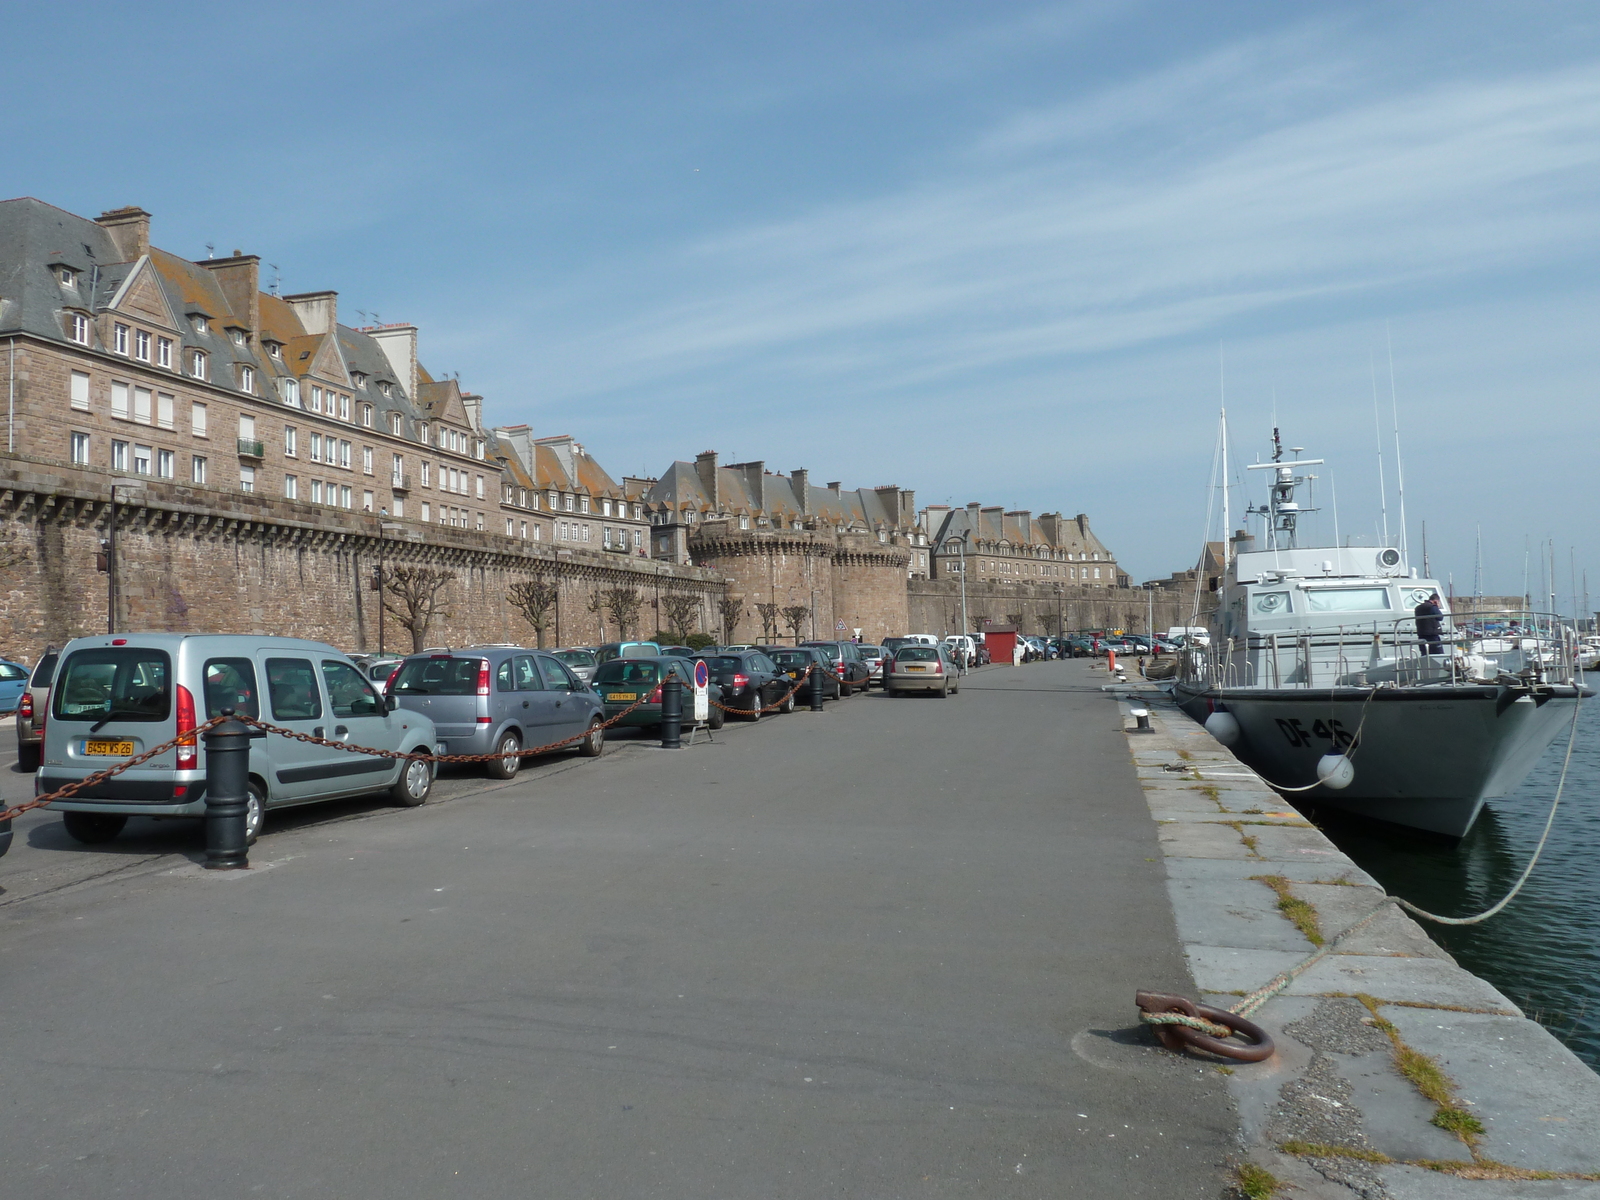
[692,659,709,721]
[835,620,846,631]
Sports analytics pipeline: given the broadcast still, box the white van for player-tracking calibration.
[902,634,940,647]
[1167,626,1212,647]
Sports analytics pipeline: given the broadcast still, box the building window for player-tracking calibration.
[475,512,484,530]
[420,462,431,487]
[338,394,350,421]
[70,313,91,345]
[338,440,351,470]
[284,426,298,457]
[417,423,428,444]
[739,515,749,530]
[362,490,374,512]
[389,412,402,434]
[581,524,590,542]
[564,493,574,512]
[134,330,151,362]
[579,496,590,514]
[633,504,642,520]
[157,337,173,368]
[340,485,352,509]
[133,387,152,424]
[58,266,76,287]
[239,365,254,393]
[421,501,431,523]
[239,414,256,444]
[311,386,323,413]
[362,446,373,475]
[113,323,129,355]
[361,404,373,428]
[310,480,323,504]
[157,449,175,479]
[285,474,298,500]
[111,440,128,471]
[230,328,245,346]
[157,393,174,430]
[267,342,281,359]
[380,382,391,397]
[392,453,403,484]
[132,444,152,475]
[70,431,90,464]
[191,351,207,380]
[283,378,300,407]
[309,433,323,463]
[392,498,403,518]
[192,455,207,484]
[476,474,484,499]
[192,315,208,334]
[69,371,90,411]
[1094,567,1101,580]
[192,402,207,437]
[602,499,612,517]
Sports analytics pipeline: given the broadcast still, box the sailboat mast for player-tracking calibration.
[1387,325,1408,554]
[1370,354,1389,547]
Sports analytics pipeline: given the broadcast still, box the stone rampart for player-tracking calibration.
[908,577,1207,638]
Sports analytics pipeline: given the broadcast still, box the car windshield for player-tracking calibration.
[806,645,841,662]
[702,657,745,672]
[30,652,59,687]
[769,651,810,667]
[858,646,883,656]
[593,660,662,686]
[556,651,596,668]
[391,657,481,695]
[52,647,171,722]
[896,647,940,661]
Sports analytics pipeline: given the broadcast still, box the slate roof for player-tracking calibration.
[643,458,913,533]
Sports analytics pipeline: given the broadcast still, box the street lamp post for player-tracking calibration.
[105,480,144,633]
[940,532,970,638]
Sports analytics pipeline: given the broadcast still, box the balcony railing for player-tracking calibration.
[390,474,411,492]
[236,438,264,459]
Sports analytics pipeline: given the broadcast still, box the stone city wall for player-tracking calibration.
[0,456,724,661]
[907,577,1205,638]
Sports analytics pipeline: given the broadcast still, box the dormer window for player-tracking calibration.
[352,372,366,388]
[191,350,207,380]
[230,329,246,347]
[283,378,301,407]
[57,266,76,287]
[418,423,429,444]
[239,365,255,393]
[266,341,281,359]
[389,412,402,435]
[361,404,373,428]
[193,315,209,335]
[379,381,391,397]
[157,336,173,368]
[134,330,151,362]
[68,313,91,345]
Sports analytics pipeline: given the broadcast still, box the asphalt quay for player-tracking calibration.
[0,660,1238,1199]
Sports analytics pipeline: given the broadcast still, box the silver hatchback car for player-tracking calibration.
[39,633,440,845]
[387,646,605,777]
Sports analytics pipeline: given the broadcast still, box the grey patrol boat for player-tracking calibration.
[1172,438,1589,838]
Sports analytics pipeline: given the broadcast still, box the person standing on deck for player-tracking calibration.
[1415,591,1444,656]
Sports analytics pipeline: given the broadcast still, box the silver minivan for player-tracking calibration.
[387,646,605,778]
[39,634,440,845]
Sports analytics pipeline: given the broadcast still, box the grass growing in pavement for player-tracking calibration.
[1352,994,1484,1151]
[1251,875,1324,946]
[1234,1162,1280,1197]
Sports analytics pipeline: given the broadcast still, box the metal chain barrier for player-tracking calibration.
[707,663,822,716]
[0,714,231,823]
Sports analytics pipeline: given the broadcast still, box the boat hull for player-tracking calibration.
[1172,682,1586,838]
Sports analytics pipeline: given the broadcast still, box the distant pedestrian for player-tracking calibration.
[1415,591,1444,656]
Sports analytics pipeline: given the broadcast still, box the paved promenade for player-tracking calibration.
[0,663,1237,1199]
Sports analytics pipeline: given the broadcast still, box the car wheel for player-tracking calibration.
[62,812,127,844]
[244,781,267,846]
[487,730,522,779]
[885,686,898,697]
[746,694,761,721]
[952,679,960,694]
[780,690,796,714]
[708,704,725,730]
[16,741,39,772]
[391,754,433,807]
[939,681,949,698]
[579,718,604,758]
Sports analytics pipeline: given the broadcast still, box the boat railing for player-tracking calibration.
[1176,609,1579,690]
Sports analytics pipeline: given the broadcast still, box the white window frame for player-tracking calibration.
[239,365,254,393]
[70,371,90,411]
[70,313,91,345]
[113,323,129,355]
[191,455,207,484]
[133,387,152,425]
[132,444,152,475]
[284,474,299,500]
[112,440,128,471]
[157,336,173,368]
[134,329,151,362]
[191,350,207,380]
[362,446,373,475]
[191,402,207,437]
[283,378,300,407]
[70,431,90,464]
[156,449,175,479]
[157,393,175,430]
[338,440,351,470]
[284,426,298,457]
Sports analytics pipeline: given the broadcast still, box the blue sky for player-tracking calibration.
[7,1,1600,601]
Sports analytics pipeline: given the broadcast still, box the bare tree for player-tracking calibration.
[754,601,779,642]
[780,604,810,644]
[718,597,744,644]
[584,589,607,642]
[507,573,559,647]
[660,592,700,643]
[384,566,455,652]
[602,587,644,639]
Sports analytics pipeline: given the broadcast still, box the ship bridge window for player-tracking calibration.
[1304,587,1392,613]
[1253,591,1291,614]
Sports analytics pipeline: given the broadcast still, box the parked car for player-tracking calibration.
[552,647,598,684]
[967,635,992,666]
[1064,636,1093,657]
[885,644,961,697]
[659,645,698,658]
[881,636,914,655]
[389,646,604,778]
[0,658,28,714]
[762,646,843,703]
[37,634,441,846]
[699,650,794,718]
[363,656,405,691]
[941,635,976,668]
[593,656,725,731]
[15,646,59,772]
[595,641,662,665]
[798,642,871,696]
[717,644,757,653]
[855,645,887,687]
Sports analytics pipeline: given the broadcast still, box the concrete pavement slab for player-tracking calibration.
[1164,875,1313,953]
[1163,854,1380,889]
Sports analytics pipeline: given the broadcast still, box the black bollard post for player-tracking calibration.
[809,664,824,712]
[660,674,683,749]
[203,709,252,869]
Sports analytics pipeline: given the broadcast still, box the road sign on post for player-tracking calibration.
[835,620,846,631]
[693,659,709,723]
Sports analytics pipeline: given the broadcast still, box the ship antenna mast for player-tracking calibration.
[1220,345,1230,567]
[1371,352,1389,547]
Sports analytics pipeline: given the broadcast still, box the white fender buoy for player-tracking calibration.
[1316,753,1355,790]
[1204,711,1241,745]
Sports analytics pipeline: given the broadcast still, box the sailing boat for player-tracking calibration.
[1171,432,1589,838]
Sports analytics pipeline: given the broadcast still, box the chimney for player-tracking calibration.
[826,481,841,492]
[461,393,483,434]
[791,468,810,514]
[368,324,418,399]
[695,451,720,509]
[537,434,578,485]
[96,207,151,261]
[1038,512,1062,546]
[899,489,915,527]
[1076,513,1089,538]
[492,424,534,473]
[1006,510,1033,544]
[284,290,338,336]
[732,461,765,512]
[200,254,261,341]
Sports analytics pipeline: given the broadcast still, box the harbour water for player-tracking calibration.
[1311,695,1600,1070]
